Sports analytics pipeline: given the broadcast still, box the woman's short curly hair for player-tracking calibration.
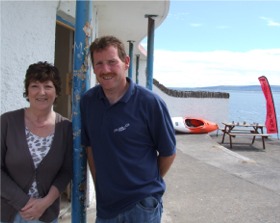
[23,61,61,101]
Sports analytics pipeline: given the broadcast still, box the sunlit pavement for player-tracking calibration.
[59,134,280,223]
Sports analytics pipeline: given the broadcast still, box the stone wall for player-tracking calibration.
[153,79,230,98]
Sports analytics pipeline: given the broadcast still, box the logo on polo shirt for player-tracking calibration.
[113,123,130,133]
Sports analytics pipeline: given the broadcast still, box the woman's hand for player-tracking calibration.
[20,186,60,220]
[20,197,48,220]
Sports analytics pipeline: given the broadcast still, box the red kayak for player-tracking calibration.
[171,117,218,134]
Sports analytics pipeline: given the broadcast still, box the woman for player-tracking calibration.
[1,61,72,223]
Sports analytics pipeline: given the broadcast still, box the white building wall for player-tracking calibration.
[1,1,58,114]
[154,87,229,128]
[135,56,229,129]
[137,57,147,87]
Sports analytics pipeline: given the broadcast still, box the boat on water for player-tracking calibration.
[171,117,219,134]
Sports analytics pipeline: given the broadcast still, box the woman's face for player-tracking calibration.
[27,80,57,111]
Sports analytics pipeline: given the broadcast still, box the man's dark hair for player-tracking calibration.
[89,35,127,65]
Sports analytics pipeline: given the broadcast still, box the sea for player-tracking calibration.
[228,90,280,138]
[174,86,280,138]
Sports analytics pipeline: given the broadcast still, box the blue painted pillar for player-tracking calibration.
[145,15,157,90]
[135,54,140,84]
[127,40,134,79]
[72,0,92,222]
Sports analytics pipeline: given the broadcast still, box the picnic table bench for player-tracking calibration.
[221,122,269,149]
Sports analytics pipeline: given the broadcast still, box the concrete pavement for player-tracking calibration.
[162,134,280,223]
[59,134,280,223]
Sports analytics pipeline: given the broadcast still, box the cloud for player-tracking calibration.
[153,49,280,87]
[190,23,202,27]
[260,16,280,27]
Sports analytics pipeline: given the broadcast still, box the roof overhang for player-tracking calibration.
[93,0,170,56]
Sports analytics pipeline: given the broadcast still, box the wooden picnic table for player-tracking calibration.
[221,122,268,149]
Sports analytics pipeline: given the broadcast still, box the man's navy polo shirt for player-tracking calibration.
[80,78,176,219]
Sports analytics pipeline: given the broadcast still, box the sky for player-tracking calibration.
[141,0,280,88]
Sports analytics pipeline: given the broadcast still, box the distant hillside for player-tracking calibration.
[171,85,280,92]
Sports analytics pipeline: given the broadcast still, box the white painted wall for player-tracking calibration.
[57,0,76,24]
[1,1,58,114]
[135,56,229,130]
[154,87,229,127]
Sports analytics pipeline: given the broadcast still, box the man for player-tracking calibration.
[80,35,176,223]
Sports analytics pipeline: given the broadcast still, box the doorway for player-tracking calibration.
[54,22,74,119]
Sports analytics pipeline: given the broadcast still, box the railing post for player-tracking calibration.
[127,40,134,79]
[72,0,92,222]
[135,54,140,84]
[145,14,157,90]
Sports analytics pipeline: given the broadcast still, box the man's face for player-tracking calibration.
[92,46,130,92]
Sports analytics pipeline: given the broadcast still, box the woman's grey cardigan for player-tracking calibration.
[1,109,73,222]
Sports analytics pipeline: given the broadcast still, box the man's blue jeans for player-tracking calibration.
[95,196,163,223]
